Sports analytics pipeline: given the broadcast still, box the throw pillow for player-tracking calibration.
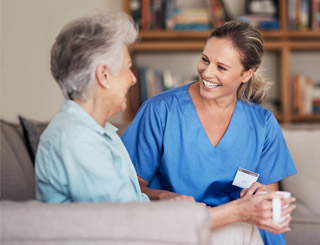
[18,116,48,163]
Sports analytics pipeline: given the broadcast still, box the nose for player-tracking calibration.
[203,64,216,78]
[131,70,137,85]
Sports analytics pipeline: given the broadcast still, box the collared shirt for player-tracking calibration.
[35,100,149,203]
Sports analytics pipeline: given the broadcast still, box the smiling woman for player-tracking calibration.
[35,12,147,204]
[122,20,297,245]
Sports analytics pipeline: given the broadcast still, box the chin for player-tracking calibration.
[199,83,217,100]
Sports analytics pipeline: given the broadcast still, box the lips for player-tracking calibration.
[203,79,221,89]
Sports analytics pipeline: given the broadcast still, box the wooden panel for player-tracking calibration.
[280,46,291,123]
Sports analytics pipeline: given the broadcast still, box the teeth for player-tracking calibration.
[203,79,220,89]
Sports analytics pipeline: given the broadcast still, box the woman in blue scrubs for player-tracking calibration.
[122,21,297,244]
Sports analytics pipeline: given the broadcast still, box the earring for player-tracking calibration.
[106,84,110,89]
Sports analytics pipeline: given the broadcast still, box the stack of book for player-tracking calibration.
[173,7,211,31]
[237,0,279,30]
[288,0,320,30]
[129,66,180,114]
[129,0,230,31]
[292,74,320,114]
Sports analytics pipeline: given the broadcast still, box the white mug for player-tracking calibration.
[272,191,291,223]
[257,191,291,223]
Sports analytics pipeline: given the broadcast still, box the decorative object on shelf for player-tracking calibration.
[292,74,320,115]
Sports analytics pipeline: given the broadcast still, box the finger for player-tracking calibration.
[240,188,248,198]
[281,204,296,217]
[244,183,259,196]
[181,195,195,201]
[259,217,292,234]
[282,197,296,206]
[197,202,207,207]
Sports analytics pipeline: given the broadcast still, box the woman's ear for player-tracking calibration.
[95,64,111,88]
[241,68,255,83]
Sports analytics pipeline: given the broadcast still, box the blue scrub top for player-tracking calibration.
[122,82,297,244]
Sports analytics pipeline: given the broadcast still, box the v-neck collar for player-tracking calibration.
[185,84,241,150]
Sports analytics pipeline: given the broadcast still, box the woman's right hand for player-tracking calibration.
[159,192,195,201]
[236,191,296,234]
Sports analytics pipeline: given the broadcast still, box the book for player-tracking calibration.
[288,0,298,29]
[129,66,141,115]
[141,0,151,30]
[312,0,320,30]
[209,0,225,27]
[292,74,319,114]
[130,0,142,28]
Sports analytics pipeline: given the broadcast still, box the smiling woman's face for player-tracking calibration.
[107,45,136,113]
[197,37,250,102]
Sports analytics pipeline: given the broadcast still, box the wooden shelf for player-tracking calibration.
[125,0,320,124]
[292,114,320,122]
[138,30,320,40]
[131,41,206,52]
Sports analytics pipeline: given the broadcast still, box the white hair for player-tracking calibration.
[50,12,138,100]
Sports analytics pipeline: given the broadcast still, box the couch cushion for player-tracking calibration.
[0,120,36,200]
[18,116,48,163]
[281,125,320,218]
[1,200,212,245]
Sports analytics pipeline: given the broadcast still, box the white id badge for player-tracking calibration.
[232,167,259,189]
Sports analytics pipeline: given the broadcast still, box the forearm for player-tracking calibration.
[140,184,173,200]
[209,199,243,231]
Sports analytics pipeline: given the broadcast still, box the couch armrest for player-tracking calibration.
[1,200,211,245]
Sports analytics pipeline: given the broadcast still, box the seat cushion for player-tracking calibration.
[281,125,320,218]
[0,120,35,200]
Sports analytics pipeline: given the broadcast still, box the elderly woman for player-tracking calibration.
[35,12,148,203]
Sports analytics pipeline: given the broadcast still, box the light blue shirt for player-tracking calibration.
[35,100,149,203]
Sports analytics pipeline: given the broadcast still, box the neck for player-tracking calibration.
[74,97,114,128]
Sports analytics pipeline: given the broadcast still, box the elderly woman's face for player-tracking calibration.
[107,45,136,113]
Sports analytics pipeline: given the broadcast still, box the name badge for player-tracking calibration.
[232,167,259,189]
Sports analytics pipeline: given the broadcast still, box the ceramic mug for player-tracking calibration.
[257,191,291,223]
[272,191,291,223]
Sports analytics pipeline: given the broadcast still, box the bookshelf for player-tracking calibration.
[124,0,320,124]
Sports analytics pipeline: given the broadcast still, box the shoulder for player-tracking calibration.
[39,113,95,153]
[142,83,191,111]
[239,100,275,126]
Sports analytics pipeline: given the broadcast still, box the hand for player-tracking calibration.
[237,191,296,234]
[240,182,269,198]
[159,192,206,207]
[158,191,194,201]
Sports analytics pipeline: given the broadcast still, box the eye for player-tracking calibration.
[201,57,209,64]
[218,65,227,71]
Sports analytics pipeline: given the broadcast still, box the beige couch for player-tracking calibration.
[281,125,320,245]
[1,118,320,244]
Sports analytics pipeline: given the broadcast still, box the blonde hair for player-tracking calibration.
[209,21,270,104]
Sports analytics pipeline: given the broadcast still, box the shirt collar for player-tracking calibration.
[62,100,118,135]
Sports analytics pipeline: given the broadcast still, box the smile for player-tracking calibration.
[203,79,221,89]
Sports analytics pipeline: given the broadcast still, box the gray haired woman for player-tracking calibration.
[35,12,148,203]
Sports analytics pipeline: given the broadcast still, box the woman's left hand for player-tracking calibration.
[240,182,269,198]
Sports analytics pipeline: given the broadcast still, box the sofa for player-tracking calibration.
[1,118,320,244]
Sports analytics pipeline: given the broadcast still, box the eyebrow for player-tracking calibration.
[201,53,231,68]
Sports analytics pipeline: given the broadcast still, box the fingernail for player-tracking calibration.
[292,205,296,209]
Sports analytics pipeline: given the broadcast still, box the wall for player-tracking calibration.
[1,0,122,123]
[1,0,319,123]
